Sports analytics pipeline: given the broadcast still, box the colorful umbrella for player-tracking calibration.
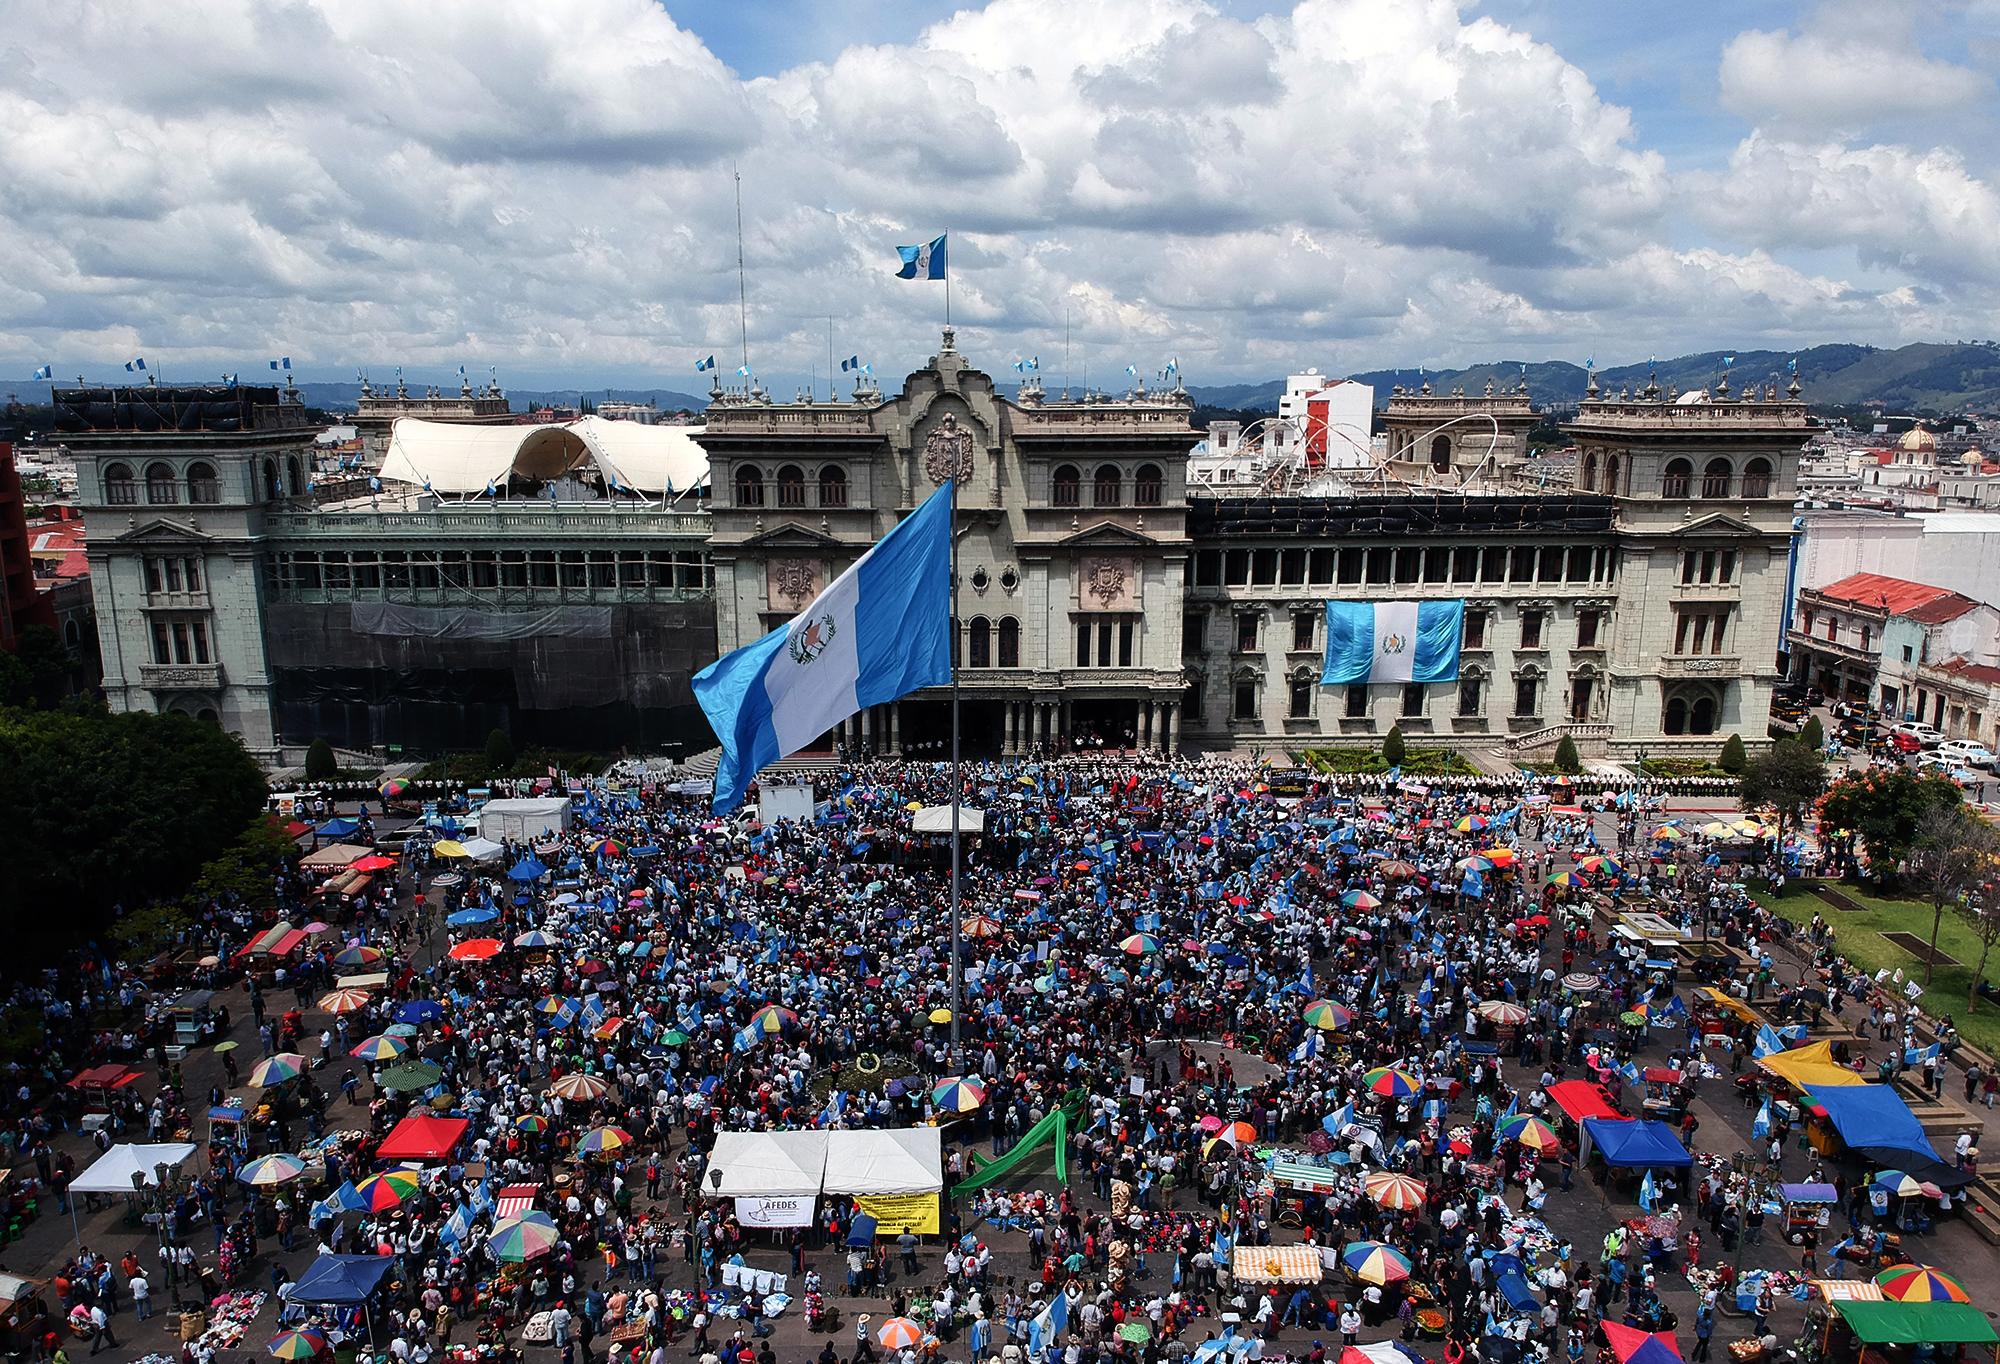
[1340,890,1381,910]
[378,779,409,801]
[489,1210,560,1262]
[932,1078,988,1112]
[448,938,503,961]
[1362,1066,1420,1098]
[350,1169,422,1211]
[1497,1114,1562,1151]
[1453,815,1489,833]
[1377,860,1419,880]
[748,1004,798,1034]
[376,1061,442,1093]
[1561,973,1602,992]
[1119,933,1160,955]
[961,915,1004,939]
[270,1329,328,1360]
[515,1114,550,1133]
[1479,847,1520,867]
[1362,1172,1427,1211]
[1303,999,1355,1031]
[1600,1321,1684,1364]
[1454,855,1494,872]
[238,1154,307,1187]
[1577,855,1624,876]
[594,837,628,858]
[1874,1265,1969,1303]
[1476,1000,1529,1025]
[1619,1010,1650,1027]
[1212,1120,1259,1147]
[331,945,385,968]
[1545,871,1587,889]
[350,854,397,872]
[547,1072,610,1101]
[248,1053,307,1087]
[576,1125,635,1157]
[1340,1241,1412,1284]
[1652,825,1684,842]
[514,930,559,948]
[876,1319,925,1351]
[349,1035,408,1062]
[317,988,372,1014]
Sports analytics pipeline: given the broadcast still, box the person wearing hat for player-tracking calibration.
[853,1314,878,1364]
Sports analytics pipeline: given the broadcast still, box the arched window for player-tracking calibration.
[1741,458,1773,499]
[968,617,991,668]
[1665,695,1688,735]
[1052,464,1081,508]
[998,617,1019,668]
[145,462,179,504]
[776,464,806,508]
[1430,435,1452,471]
[734,464,765,507]
[187,460,221,505]
[1580,450,1598,492]
[1701,458,1733,499]
[63,619,81,648]
[818,465,848,507]
[1605,453,1622,496]
[1690,694,1717,734]
[1662,458,1693,498]
[1093,464,1122,506]
[104,462,136,505]
[262,460,279,502]
[286,456,304,496]
[1135,464,1164,506]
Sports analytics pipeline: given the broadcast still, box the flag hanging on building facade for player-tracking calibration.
[1320,600,1465,684]
[694,482,954,813]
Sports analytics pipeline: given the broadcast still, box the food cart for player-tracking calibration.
[1778,1183,1836,1244]
[168,991,218,1050]
[0,1273,49,1358]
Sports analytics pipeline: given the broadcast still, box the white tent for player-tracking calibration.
[72,1142,200,1195]
[823,1128,943,1195]
[479,797,572,842]
[459,836,506,862]
[379,416,707,496]
[706,1131,828,1197]
[911,806,986,836]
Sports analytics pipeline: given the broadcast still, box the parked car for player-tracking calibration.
[1936,739,1999,772]
[1890,721,1944,748]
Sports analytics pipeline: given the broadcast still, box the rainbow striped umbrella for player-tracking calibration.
[1453,814,1490,834]
[1545,871,1588,889]
[576,1125,635,1157]
[1476,1000,1530,1026]
[1341,1241,1413,1284]
[1363,1066,1421,1098]
[594,837,628,858]
[535,995,577,1017]
[1119,933,1160,955]
[1454,855,1494,872]
[515,1114,550,1133]
[1303,999,1355,1031]
[749,1004,798,1034]
[350,1169,422,1212]
[317,987,372,1014]
[349,1034,408,1062]
[489,1210,560,1262]
[876,1319,925,1351]
[1341,890,1381,910]
[1874,1265,1969,1303]
[1577,855,1624,877]
[1497,1114,1563,1151]
[378,779,409,801]
[249,1053,307,1087]
[1362,1172,1427,1211]
[332,945,384,968]
[238,1154,307,1187]
[932,1077,988,1112]
[270,1329,328,1360]
[1652,824,1684,842]
[546,1072,610,1101]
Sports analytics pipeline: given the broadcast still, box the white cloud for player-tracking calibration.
[1718,4,1991,130]
[0,0,1994,384]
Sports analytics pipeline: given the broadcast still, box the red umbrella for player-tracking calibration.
[448,939,503,961]
[351,854,398,872]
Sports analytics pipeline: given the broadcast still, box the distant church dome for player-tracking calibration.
[1899,427,1937,452]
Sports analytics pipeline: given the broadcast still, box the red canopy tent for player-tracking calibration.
[1546,1079,1624,1125]
[68,1064,142,1093]
[375,1114,469,1162]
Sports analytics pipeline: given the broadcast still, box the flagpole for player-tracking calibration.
[948,475,963,1073]
[944,229,952,330]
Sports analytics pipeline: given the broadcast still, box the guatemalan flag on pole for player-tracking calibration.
[693,483,954,813]
[1320,600,1466,684]
[896,234,948,280]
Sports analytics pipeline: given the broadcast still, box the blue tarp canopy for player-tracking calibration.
[288,1254,395,1304]
[1805,1084,1941,1164]
[1583,1117,1692,1167]
[316,818,360,838]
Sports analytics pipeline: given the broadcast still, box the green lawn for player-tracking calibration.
[1748,879,2000,1055]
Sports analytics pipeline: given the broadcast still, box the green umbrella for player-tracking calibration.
[1118,1324,1153,1345]
[377,1060,444,1093]
[661,1030,691,1047]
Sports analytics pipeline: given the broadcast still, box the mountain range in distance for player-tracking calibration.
[1187,341,2000,417]
[290,383,715,415]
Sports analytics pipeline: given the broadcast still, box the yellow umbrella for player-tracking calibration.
[431,840,469,858]
[927,1007,953,1024]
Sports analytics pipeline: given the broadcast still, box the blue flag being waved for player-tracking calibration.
[896,234,948,280]
[1321,599,1465,684]
[694,482,953,813]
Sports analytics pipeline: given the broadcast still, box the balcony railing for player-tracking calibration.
[139,662,223,690]
[264,506,712,540]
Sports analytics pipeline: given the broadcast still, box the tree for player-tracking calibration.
[1960,892,2000,1015]
[305,737,337,781]
[1718,733,1747,775]
[1800,716,1825,752]
[485,726,517,773]
[1381,724,1406,769]
[1905,804,2000,985]
[1552,735,1581,775]
[1818,768,1964,884]
[1739,737,1827,847]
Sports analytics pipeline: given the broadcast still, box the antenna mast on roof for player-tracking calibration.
[734,166,750,375]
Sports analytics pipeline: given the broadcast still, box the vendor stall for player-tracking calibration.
[1230,1244,1324,1286]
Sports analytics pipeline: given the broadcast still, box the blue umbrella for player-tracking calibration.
[316,818,360,838]
[395,1000,445,1025]
[447,907,498,926]
[508,856,548,882]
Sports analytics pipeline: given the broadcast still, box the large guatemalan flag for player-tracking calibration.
[694,482,954,813]
[1320,600,1466,684]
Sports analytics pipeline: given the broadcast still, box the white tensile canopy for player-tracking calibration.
[379,416,707,495]
[822,1127,944,1195]
[705,1131,829,1197]
[72,1142,200,1194]
[911,806,986,836]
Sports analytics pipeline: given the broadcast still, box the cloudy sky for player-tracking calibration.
[3,0,1997,392]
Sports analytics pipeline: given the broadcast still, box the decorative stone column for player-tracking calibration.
[1167,702,1181,755]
